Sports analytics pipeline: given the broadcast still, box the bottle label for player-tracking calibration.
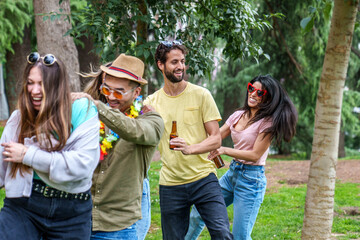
[213,156,225,168]
[169,135,177,150]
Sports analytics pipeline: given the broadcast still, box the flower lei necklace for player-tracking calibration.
[99,96,143,161]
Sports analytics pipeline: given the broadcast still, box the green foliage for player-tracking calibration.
[0,0,32,62]
[202,1,333,156]
[300,0,333,33]
[219,0,358,158]
[296,0,360,156]
[69,0,274,78]
[342,90,360,151]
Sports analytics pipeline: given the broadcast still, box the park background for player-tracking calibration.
[0,0,360,239]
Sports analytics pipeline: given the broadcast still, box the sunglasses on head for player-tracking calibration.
[160,39,183,47]
[99,82,137,100]
[27,52,57,66]
[247,82,267,97]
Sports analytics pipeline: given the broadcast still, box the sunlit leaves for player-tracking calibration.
[69,0,274,78]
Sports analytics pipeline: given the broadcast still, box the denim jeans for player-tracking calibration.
[186,160,266,240]
[0,190,92,240]
[135,178,151,240]
[91,222,137,239]
[160,173,232,240]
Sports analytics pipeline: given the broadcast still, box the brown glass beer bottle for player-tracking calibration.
[212,155,225,168]
[169,121,178,150]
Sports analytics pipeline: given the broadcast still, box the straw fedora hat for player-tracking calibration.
[100,54,148,85]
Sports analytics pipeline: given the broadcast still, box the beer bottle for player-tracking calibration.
[212,155,225,168]
[169,121,178,150]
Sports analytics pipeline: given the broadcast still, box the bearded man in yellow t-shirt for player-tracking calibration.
[144,40,233,240]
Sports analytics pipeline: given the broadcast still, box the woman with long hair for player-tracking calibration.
[186,75,298,240]
[0,52,99,239]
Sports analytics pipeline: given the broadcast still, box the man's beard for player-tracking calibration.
[164,67,184,83]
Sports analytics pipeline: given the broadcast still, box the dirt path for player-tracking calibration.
[150,150,360,189]
[266,159,360,189]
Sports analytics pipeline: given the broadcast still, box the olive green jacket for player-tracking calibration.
[91,102,164,231]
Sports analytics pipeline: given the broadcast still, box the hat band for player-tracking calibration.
[109,66,141,81]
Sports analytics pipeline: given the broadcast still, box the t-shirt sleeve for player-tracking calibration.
[143,95,152,106]
[225,111,242,127]
[71,98,98,131]
[201,89,221,123]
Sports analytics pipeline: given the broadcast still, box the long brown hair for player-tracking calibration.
[11,57,72,177]
[82,65,107,102]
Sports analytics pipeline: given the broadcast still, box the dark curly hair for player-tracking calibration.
[154,43,188,70]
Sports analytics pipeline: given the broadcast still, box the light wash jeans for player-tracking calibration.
[136,178,151,240]
[91,222,137,239]
[185,160,266,240]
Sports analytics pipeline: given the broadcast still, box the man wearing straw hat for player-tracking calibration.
[72,54,164,239]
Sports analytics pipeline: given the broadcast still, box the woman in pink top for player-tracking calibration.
[186,75,297,240]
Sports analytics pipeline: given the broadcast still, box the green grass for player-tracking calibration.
[0,126,3,137]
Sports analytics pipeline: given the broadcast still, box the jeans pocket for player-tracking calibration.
[241,169,259,182]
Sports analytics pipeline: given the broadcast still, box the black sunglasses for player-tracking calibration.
[27,52,57,66]
[160,39,183,47]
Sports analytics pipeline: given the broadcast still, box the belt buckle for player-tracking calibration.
[43,186,50,197]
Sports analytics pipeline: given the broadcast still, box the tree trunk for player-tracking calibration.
[5,26,32,114]
[76,35,100,89]
[33,0,80,91]
[136,0,148,96]
[301,0,358,239]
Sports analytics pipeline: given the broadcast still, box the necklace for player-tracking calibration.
[99,96,143,161]
[125,95,143,118]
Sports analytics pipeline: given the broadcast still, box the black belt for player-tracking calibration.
[32,180,90,201]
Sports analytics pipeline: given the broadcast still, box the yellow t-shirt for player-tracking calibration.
[144,82,221,186]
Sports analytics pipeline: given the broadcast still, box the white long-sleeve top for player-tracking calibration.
[0,105,100,197]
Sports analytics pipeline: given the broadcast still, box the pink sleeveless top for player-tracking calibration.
[225,110,272,166]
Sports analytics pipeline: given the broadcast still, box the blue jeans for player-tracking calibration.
[91,222,137,239]
[160,173,232,240]
[0,190,92,239]
[186,160,266,240]
[135,178,151,240]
